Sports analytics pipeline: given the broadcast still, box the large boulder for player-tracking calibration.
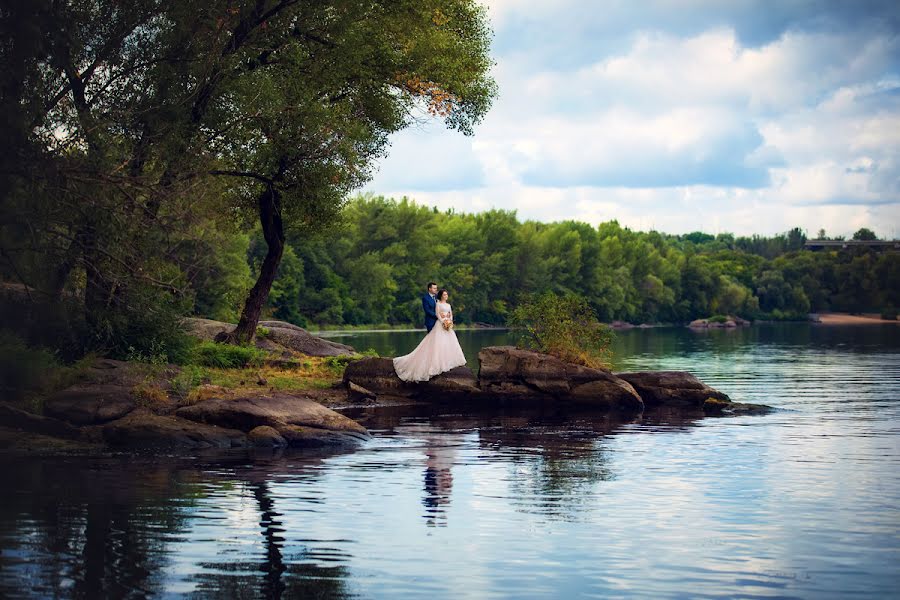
[248,425,288,448]
[342,358,480,400]
[0,403,82,439]
[44,384,137,425]
[182,317,355,357]
[258,321,355,357]
[102,410,247,449]
[615,371,730,408]
[477,346,644,411]
[175,392,369,446]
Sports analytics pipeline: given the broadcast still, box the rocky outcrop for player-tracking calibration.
[175,392,369,446]
[341,358,480,400]
[102,410,247,449]
[183,317,355,357]
[44,385,137,425]
[0,403,82,439]
[477,346,644,410]
[257,321,355,357]
[343,347,645,411]
[615,371,730,408]
[688,316,751,328]
[343,346,767,416]
[248,425,288,448]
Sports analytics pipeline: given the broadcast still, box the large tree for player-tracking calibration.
[1,0,496,348]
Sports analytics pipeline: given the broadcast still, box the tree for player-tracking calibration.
[852,228,878,241]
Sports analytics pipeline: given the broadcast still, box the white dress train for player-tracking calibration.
[393,301,467,382]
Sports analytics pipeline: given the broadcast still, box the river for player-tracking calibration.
[1,324,898,598]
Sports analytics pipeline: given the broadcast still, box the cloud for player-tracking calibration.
[363,2,900,238]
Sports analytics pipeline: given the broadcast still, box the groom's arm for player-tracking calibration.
[422,295,437,318]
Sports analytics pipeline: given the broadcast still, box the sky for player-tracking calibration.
[362,0,900,238]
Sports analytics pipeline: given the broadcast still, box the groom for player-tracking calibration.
[422,282,438,332]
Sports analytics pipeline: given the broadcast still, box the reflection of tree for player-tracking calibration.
[0,456,193,598]
[0,452,355,599]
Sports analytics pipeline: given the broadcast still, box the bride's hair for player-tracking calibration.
[437,289,449,301]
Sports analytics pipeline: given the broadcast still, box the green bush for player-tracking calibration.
[707,314,729,323]
[0,331,60,399]
[191,341,266,369]
[881,305,898,321]
[170,365,207,398]
[509,292,615,369]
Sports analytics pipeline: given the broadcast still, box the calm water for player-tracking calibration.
[2,324,899,599]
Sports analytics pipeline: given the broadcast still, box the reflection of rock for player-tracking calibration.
[343,346,769,416]
[44,385,137,425]
[102,410,247,449]
[175,393,369,446]
[615,371,730,408]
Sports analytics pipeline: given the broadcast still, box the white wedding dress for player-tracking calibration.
[393,301,467,382]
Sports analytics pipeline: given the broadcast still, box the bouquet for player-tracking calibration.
[442,320,454,331]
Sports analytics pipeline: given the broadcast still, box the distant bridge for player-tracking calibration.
[804,239,899,251]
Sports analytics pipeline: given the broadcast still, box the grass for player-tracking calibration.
[191,341,267,368]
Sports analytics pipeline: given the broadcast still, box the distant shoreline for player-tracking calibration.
[812,312,899,325]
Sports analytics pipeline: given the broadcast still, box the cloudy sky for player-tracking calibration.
[363,0,900,238]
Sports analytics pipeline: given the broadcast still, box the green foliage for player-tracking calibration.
[509,292,615,369]
[191,341,266,369]
[0,332,60,400]
[170,365,207,400]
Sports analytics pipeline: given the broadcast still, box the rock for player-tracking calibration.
[688,318,709,328]
[248,425,287,448]
[0,403,82,439]
[347,381,377,402]
[102,410,247,449]
[258,321,355,357]
[276,424,371,448]
[256,372,268,386]
[703,397,772,416]
[175,392,369,446]
[343,359,481,400]
[343,357,418,398]
[44,384,137,425]
[183,317,355,357]
[478,346,643,410]
[615,371,730,408]
[610,320,634,329]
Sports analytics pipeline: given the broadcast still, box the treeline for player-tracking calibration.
[238,196,897,327]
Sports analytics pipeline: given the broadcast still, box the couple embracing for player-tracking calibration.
[393,282,467,382]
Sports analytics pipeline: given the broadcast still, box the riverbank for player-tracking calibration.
[812,312,899,325]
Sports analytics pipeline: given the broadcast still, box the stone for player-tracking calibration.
[175,392,369,440]
[0,403,82,439]
[478,346,643,410]
[615,371,730,408]
[258,321,355,357]
[102,410,247,449]
[182,317,356,357]
[248,425,288,448]
[44,384,137,425]
[348,381,377,402]
[276,424,371,448]
[343,357,418,398]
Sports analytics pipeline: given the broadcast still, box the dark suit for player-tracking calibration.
[422,293,438,332]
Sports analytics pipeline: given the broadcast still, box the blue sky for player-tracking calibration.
[363,0,900,237]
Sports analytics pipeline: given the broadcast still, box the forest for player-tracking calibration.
[1,1,896,366]
[239,195,900,328]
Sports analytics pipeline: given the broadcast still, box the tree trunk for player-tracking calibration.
[221,185,284,344]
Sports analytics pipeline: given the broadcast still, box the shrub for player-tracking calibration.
[881,305,898,321]
[509,292,615,369]
[0,331,60,400]
[170,365,207,399]
[191,341,266,369]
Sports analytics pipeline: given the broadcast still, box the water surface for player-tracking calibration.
[2,324,898,598]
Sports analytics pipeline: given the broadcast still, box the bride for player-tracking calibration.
[393,289,467,382]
